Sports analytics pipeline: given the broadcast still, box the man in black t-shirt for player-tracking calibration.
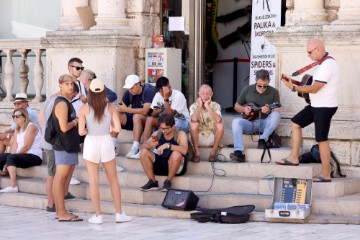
[118,75,157,159]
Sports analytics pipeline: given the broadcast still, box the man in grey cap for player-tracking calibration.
[117,74,157,159]
[0,93,39,154]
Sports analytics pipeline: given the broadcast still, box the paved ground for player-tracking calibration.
[1,206,359,240]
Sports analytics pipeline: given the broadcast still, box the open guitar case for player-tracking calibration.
[190,205,255,224]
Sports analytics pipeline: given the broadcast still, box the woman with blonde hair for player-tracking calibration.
[78,79,131,224]
[0,108,42,192]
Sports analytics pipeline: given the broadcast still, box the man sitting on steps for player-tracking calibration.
[230,69,281,162]
[139,113,188,192]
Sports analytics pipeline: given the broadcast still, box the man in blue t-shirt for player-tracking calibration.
[118,75,157,159]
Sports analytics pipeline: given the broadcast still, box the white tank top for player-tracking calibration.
[85,105,112,136]
[16,123,42,158]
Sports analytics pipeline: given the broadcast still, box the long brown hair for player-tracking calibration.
[13,108,30,132]
[87,88,107,122]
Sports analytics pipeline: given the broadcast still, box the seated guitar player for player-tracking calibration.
[230,69,281,162]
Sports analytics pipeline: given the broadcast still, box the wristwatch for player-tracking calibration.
[168,143,171,149]
[292,85,296,92]
[164,98,169,102]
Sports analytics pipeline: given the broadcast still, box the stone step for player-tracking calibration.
[312,193,360,217]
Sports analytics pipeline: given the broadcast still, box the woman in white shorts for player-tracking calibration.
[78,79,132,224]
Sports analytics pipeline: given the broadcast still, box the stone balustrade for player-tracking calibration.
[0,39,45,103]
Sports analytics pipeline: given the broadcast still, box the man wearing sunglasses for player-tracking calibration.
[0,93,39,154]
[230,69,281,162]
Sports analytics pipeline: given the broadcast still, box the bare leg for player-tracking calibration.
[139,149,156,181]
[210,122,224,157]
[167,152,183,181]
[190,121,200,157]
[46,176,55,207]
[318,141,331,179]
[7,166,17,187]
[86,160,101,216]
[133,114,146,142]
[280,121,302,164]
[102,159,123,213]
[0,139,10,154]
[64,165,74,195]
[143,117,159,141]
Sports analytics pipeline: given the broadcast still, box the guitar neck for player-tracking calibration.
[282,74,302,86]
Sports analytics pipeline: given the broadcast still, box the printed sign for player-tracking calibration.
[249,0,281,86]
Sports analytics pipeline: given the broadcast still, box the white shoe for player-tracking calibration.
[126,147,139,158]
[116,213,132,223]
[88,214,103,224]
[0,186,19,193]
[70,176,81,185]
[116,165,125,172]
[128,151,140,160]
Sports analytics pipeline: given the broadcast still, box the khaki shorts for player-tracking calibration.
[198,132,215,147]
[45,149,56,177]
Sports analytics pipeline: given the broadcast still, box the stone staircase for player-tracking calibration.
[1,119,360,224]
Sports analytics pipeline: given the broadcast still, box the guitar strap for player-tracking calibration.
[291,53,334,77]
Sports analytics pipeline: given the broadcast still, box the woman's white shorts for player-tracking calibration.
[83,135,115,163]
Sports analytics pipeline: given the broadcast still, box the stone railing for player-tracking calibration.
[0,39,45,103]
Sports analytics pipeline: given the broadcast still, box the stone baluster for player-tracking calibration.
[287,0,329,26]
[329,0,360,30]
[3,50,15,102]
[93,0,128,29]
[33,49,45,103]
[19,49,30,94]
[324,0,340,22]
[60,0,88,30]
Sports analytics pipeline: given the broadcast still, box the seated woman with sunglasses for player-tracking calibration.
[0,108,42,193]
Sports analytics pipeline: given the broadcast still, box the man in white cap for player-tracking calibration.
[0,93,39,154]
[117,74,157,159]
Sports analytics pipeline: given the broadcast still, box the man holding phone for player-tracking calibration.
[119,75,157,159]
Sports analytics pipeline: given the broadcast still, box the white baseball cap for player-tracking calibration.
[123,75,140,89]
[90,79,105,93]
[14,93,28,102]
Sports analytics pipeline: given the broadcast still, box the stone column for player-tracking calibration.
[4,49,15,102]
[93,0,128,28]
[329,0,360,30]
[60,0,88,30]
[287,0,329,26]
[19,49,30,94]
[33,49,45,103]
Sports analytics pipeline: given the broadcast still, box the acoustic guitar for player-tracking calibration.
[242,102,281,121]
[281,74,313,104]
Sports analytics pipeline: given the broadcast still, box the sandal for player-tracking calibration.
[313,176,331,183]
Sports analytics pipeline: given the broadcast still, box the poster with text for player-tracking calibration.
[249,0,281,86]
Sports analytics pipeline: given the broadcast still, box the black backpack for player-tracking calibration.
[191,205,255,224]
[299,144,346,178]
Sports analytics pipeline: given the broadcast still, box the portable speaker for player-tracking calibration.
[161,189,199,211]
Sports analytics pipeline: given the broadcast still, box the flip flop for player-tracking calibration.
[58,216,83,222]
[275,158,299,166]
[313,176,331,183]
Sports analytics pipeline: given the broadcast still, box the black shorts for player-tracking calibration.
[291,105,337,142]
[121,112,134,131]
[153,154,187,176]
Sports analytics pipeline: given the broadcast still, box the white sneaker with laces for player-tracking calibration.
[88,214,103,224]
[126,147,139,159]
[128,151,140,159]
[115,213,132,223]
[70,176,81,185]
[0,186,19,193]
[116,165,125,172]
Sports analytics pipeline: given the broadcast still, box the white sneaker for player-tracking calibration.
[0,186,19,193]
[116,165,125,172]
[128,151,140,159]
[115,213,132,223]
[126,147,139,159]
[88,214,103,224]
[70,176,81,185]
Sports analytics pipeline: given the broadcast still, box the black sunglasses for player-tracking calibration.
[257,84,268,89]
[71,66,84,71]
[12,114,23,119]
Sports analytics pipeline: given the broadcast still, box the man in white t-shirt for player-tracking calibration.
[143,77,190,142]
[277,38,339,183]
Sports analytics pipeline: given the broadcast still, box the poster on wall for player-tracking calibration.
[249,0,281,86]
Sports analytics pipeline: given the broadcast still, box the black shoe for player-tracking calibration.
[46,206,56,212]
[140,180,159,191]
[162,180,171,192]
[64,192,76,200]
[230,151,245,162]
[258,139,267,149]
